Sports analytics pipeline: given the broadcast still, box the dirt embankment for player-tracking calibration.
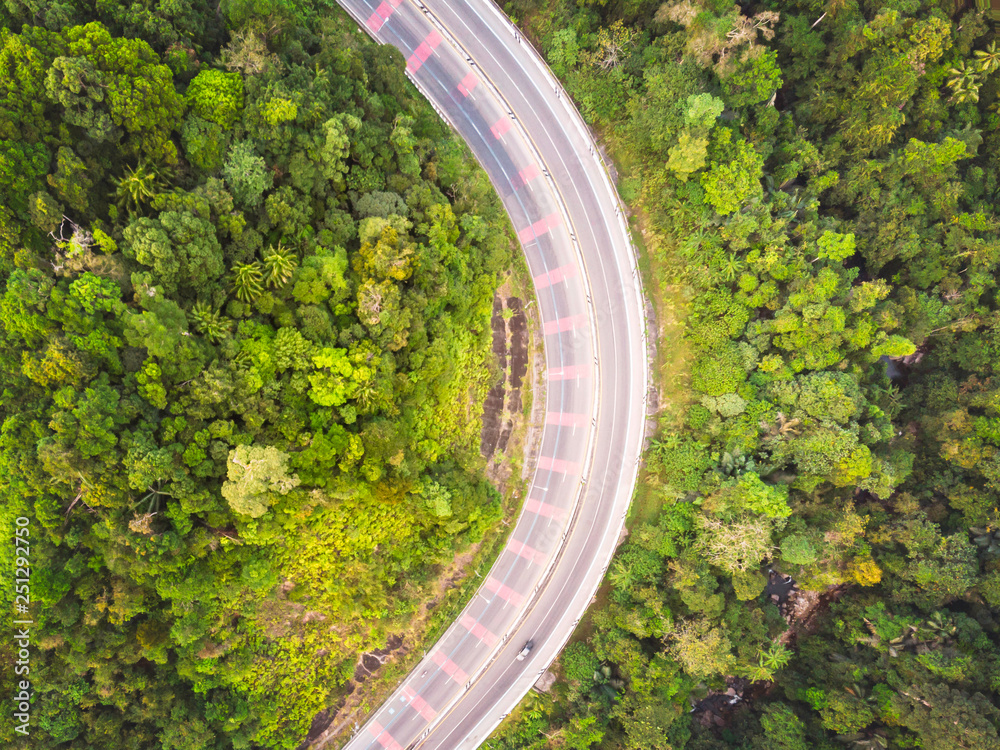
[480,294,529,461]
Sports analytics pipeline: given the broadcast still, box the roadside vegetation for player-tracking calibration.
[0,1,516,747]
[488,1,1000,748]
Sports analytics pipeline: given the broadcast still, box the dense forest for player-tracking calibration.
[0,0,515,747]
[5,0,1000,748]
[487,0,1000,749]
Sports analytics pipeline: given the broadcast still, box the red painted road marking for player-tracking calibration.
[406,30,443,73]
[366,11,385,32]
[517,163,541,189]
[485,576,525,607]
[431,649,469,684]
[547,364,589,380]
[537,455,582,475]
[526,495,566,519]
[365,0,402,33]
[543,314,587,335]
[517,212,561,244]
[533,263,577,289]
[508,538,548,565]
[401,685,437,721]
[460,613,498,646]
[367,722,404,750]
[457,72,478,97]
[546,411,588,428]
[491,116,512,139]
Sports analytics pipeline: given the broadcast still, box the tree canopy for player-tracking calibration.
[0,2,514,747]
[488,1,1000,749]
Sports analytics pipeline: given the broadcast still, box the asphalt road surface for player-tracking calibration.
[334,1,649,747]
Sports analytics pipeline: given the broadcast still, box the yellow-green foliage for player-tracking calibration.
[409,327,494,462]
[186,68,245,129]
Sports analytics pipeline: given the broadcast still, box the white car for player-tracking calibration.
[516,640,534,661]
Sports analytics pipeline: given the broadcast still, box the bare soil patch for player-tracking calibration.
[480,292,530,461]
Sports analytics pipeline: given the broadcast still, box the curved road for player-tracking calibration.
[333,1,649,748]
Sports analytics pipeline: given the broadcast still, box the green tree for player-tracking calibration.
[185,68,243,128]
[45,23,185,163]
[223,139,272,208]
[616,695,688,750]
[189,301,230,342]
[47,146,93,215]
[701,137,764,215]
[221,445,300,518]
[891,684,1000,750]
[180,115,230,174]
[695,513,774,574]
[723,48,783,107]
[292,246,349,305]
[669,619,734,678]
[562,714,604,749]
[27,190,64,233]
[0,27,54,143]
[666,132,710,181]
[124,210,223,293]
[754,703,810,750]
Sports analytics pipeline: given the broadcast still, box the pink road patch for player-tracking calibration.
[491,116,512,139]
[431,649,469,684]
[525,495,566,520]
[533,262,576,289]
[406,30,443,73]
[516,163,542,189]
[542,314,587,335]
[517,212,561,244]
[507,538,548,566]
[460,613,498,646]
[546,411,588,428]
[457,71,478,97]
[367,722,404,750]
[400,685,437,722]
[547,363,590,380]
[484,576,525,606]
[365,0,402,33]
[536,455,582,475]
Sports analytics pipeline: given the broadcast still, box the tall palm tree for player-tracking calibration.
[975,41,1000,76]
[262,242,298,288]
[232,262,264,302]
[608,560,635,590]
[354,380,378,411]
[716,253,746,282]
[110,162,170,215]
[947,60,982,104]
[189,301,230,342]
